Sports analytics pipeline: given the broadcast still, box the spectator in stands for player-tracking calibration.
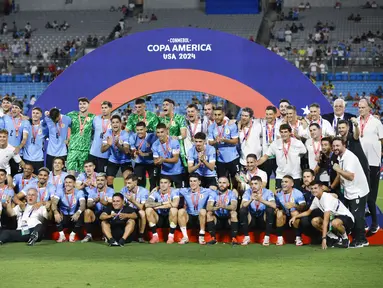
[69,45,76,58]
[291,23,298,33]
[30,63,37,82]
[353,35,361,44]
[151,13,158,21]
[376,86,383,97]
[371,1,378,8]
[285,27,292,43]
[316,46,323,58]
[92,36,98,47]
[361,33,367,41]
[355,14,362,22]
[307,45,314,59]
[348,13,355,20]
[363,1,372,8]
[24,41,30,56]
[319,62,327,78]
[249,36,255,42]
[2,22,7,35]
[298,23,304,31]
[25,22,31,33]
[119,19,125,31]
[305,2,311,9]
[292,8,299,20]
[334,1,341,9]
[360,45,367,53]
[298,2,305,11]
[86,35,92,46]
[11,40,20,57]
[42,50,48,62]
[329,22,335,31]
[60,21,69,31]
[276,28,284,42]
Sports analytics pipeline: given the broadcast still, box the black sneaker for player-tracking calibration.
[207,238,217,245]
[366,225,380,237]
[359,239,369,247]
[108,238,119,247]
[349,240,363,248]
[138,237,145,243]
[334,238,349,248]
[118,238,126,247]
[27,231,39,246]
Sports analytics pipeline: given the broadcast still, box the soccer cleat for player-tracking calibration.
[262,236,270,246]
[366,225,380,237]
[365,224,369,231]
[118,238,126,247]
[166,235,174,244]
[178,237,189,245]
[150,234,159,244]
[138,237,145,243]
[334,238,349,248]
[207,237,217,245]
[276,236,284,246]
[241,236,251,246]
[295,236,303,246]
[231,237,239,245]
[199,236,206,245]
[69,233,76,243]
[56,235,67,243]
[27,231,39,246]
[81,234,93,243]
[108,238,119,247]
[359,239,369,247]
[349,240,363,248]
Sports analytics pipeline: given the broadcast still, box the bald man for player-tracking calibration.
[322,98,355,135]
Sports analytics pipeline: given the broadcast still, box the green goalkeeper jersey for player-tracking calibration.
[67,111,95,151]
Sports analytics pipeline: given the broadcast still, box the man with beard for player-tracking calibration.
[11,163,37,194]
[237,154,268,192]
[305,103,335,137]
[278,99,290,122]
[206,176,239,245]
[126,98,159,133]
[306,123,322,170]
[184,104,203,156]
[286,105,308,140]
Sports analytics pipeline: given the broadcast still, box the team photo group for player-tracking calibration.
[0,94,381,250]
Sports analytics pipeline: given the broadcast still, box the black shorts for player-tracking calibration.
[249,214,266,230]
[23,160,44,173]
[157,213,170,228]
[335,215,354,234]
[215,216,231,230]
[216,158,240,178]
[311,208,324,219]
[88,154,108,173]
[110,223,133,242]
[160,174,186,188]
[106,161,132,178]
[187,214,200,229]
[201,176,217,188]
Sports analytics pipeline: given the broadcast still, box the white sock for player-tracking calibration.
[168,233,174,237]
[149,222,156,227]
[180,226,188,238]
[170,222,177,229]
[244,235,250,240]
[278,236,283,240]
[86,233,92,237]
[296,236,301,239]
[70,232,76,237]
[59,231,65,237]
[264,235,270,240]
[342,232,348,239]
[153,232,158,237]
[199,230,205,235]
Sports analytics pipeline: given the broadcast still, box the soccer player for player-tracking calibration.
[2,100,30,175]
[129,121,158,191]
[23,107,48,172]
[100,193,137,246]
[81,173,114,243]
[286,105,308,139]
[237,107,262,170]
[145,176,180,244]
[126,98,159,133]
[208,106,239,184]
[120,174,148,243]
[278,99,290,122]
[152,123,185,188]
[89,101,112,173]
[48,157,68,193]
[51,175,86,243]
[357,98,383,235]
[178,174,215,245]
[306,103,335,137]
[66,97,95,174]
[240,176,276,246]
[275,175,306,246]
[1,95,12,116]
[187,132,217,189]
[290,180,355,249]
[206,176,239,245]
[0,168,15,208]
[76,160,97,197]
[306,123,322,170]
[184,104,203,154]
[0,188,47,246]
[101,115,131,188]
[44,108,71,171]
[11,163,37,194]
[237,154,268,192]
[258,124,307,189]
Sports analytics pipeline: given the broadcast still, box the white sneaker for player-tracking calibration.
[178,237,189,245]
[199,236,206,245]
[295,236,303,246]
[69,233,76,243]
[276,236,284,246]
[262,236,270,246]
[241,236,251,246]
[56,235,67,243]
[81,234,92,243]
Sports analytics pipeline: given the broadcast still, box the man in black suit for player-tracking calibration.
[322,99,355,134]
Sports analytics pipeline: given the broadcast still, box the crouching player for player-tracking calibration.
[99,193,137,246]
[290,180,354,249]
[206,176,238,245]
[51,175,86,243]
[240,176,276,246]
[275,175,306,246]
[81,173,114,242]
[178,173,216,245]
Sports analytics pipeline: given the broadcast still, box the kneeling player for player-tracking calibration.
[275,175,306,246]
[145,176,180,244]
[81,173,114,242]
[290,180,354,249]
[178,173,216,244]
[100,193,137,246]
[240,176,276,246]
[206,176,238,245]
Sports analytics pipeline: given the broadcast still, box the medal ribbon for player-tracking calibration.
[282,140,291,162]
[191,188,200,211]
[12,116,22,136]
[360,115,370,138]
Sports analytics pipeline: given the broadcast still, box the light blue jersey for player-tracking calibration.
[208,121,239,163]
[0,186,15,203]
[12,173,38,193]
[179,187,215,216]
[148,188,179,215]
[120,186,149,210]
[276,188,306,216]
[76,172,97,197]
[129,132,157,164]
[21,182,56,202]
[209,189,237,217]
[243,188,275,216]
[88,187,115,213]
[89,115,111,159]
[3,115,30,148]
[45,115,71,156]
[48,171,68,193]
[187,144,217,177]
[54,189,85,215]
[23,123,48,162]
[103,129,131,164]
[152,138,184,175]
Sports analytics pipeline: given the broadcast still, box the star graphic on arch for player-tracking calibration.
[301,105,310,115]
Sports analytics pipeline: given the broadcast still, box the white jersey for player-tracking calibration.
[238,119,263,165]
[305,117,335,138]
[305,138,322,170]
[0,144,22,174]
[310,192,354,222]
[13,204,48,230]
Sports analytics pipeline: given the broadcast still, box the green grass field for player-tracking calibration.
[1,179,382,288]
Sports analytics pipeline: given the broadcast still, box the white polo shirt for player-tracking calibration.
[0,145,22,174]
[245,168,268,184]
[310,192,354,222]
[13,204,48,230]
[305,117,335,138]
[305,138,321,170]
[357,115,383,167]
[266,137,307,179]
[338,149,369,200]
[261,119,282,157]
[239,118,263,165]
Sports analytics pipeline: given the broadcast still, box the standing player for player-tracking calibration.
[11,163,37,194]
[306,123,322,170]
[145,176,180,244]
[51,175,86,243]
[44,108,71,171]
[23,107,48,172]
[240,176,276,246]
[66,97,95,175]
[278,99,290,122]
[48,157,68,194]
[82,173,114,243]
[0,129,25,176]
[275,175,306,246]
[152,123,185,188]
[177,174,216,245]
[129,121,158,191]
[306,103,335,137]
[286,105,308,139]
[237,154,268,192]
[258,124,307,189]
[126,98,159,133]
[187,132,217,189]
[206,176,239,245]
[101,115,131,188]
[89,101,112,173]
[208,106,239,184]
[120,174,148,243]
[184,104,203,155]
